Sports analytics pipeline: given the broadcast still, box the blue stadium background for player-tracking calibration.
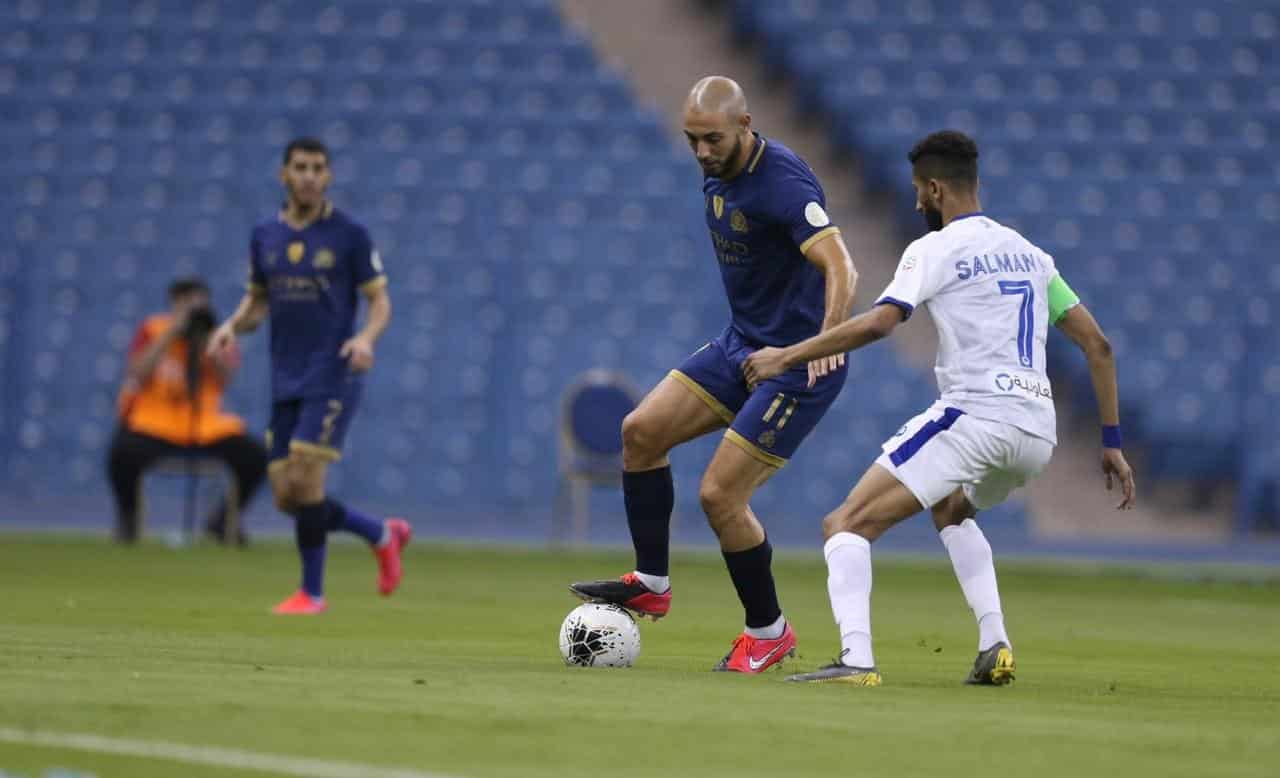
[1,0,1276,546]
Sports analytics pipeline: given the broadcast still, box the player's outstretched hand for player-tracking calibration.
[806,353,845,389]
[339,336,375,372]
[743,347,790,390]
[206,323,236,356]
[1102,448,1136,510]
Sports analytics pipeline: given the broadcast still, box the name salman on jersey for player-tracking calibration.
[955,253,1046,280]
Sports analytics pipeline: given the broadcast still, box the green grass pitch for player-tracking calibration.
[0,533,1277,777]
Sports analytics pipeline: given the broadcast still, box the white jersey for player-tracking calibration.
[876,213,1063,444]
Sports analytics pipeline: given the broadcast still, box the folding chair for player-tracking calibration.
[147,455,240,546]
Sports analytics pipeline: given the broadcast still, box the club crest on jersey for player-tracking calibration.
[730,209,749,233]
[313,248,335,269]
[713,195,725,220]
[287,241,306,264]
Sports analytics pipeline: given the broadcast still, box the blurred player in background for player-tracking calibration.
[571,77,859,673]
[744,130,1136,685]
[109,277,267,545]
[209,138,410,614]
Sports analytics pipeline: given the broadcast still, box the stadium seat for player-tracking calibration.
[554,369,640,545]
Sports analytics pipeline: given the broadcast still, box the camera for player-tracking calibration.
[184,305,217,341]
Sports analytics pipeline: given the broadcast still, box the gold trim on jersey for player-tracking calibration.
[725,429,786,468]
[668,369,735,426]
[747,136,768,174]
[290,440,342,461]
[799,226,841,255]
[360,275,388,296]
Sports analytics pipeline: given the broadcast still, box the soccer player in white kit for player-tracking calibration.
[743,130,1136,686]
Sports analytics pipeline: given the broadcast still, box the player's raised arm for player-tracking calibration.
[744,303,904,388]
[802,232,858,384]
[1052,280,1136,510]
[746,235,938,387]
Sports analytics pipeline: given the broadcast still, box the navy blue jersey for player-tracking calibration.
[703,134,840,347]
[248,202,386,401]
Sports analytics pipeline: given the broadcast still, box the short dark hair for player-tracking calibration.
[908,130,979,188]
[283,137,329,165]
[168,276,209,301]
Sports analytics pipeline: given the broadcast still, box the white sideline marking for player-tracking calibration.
[0,728,459,778]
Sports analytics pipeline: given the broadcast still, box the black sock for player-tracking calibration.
[294,501,329,597]
[722,538,782,629]
[294,501,328,547]
[624,466,674,578]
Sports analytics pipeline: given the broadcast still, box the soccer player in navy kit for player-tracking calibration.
[209,138,411,614]
[570,77,859,673]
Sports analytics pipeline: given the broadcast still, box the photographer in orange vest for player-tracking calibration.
[107,277,268,544]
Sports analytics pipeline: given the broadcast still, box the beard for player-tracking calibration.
[287,182,323,208]
[921,204,944,232]
[700,134,743,177]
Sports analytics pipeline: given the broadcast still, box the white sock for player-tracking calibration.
[824,532,875,668]
[940,518,1010,651]
[745,613,786,640]
[375,522,390,548]
[633,571,669,594]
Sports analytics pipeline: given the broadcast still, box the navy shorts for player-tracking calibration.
[670,326,847,466]
[266,378,363,463]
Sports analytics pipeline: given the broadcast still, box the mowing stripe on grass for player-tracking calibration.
[0,728,459,778]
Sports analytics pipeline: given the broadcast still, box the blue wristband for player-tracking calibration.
[1102,425,1122,448]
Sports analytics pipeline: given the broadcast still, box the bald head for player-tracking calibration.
[684,76,748,120]
[683,76,754,179]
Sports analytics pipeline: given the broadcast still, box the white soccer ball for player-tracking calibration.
[559,603,641,668]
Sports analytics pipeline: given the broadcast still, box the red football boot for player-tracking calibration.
[713,623,797,673]
[271,590,327,615]
[568,572,671,620]
[375,518,412,596]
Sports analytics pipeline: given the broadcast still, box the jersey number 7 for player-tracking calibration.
[998,280,1035,369]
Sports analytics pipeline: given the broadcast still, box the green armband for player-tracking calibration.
[1048,274,1080,324]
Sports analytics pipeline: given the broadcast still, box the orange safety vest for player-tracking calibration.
[117,314,246,445]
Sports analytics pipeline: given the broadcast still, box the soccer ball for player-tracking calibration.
[558,603,641,668]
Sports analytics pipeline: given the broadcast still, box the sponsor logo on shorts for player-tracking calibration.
[757,430,777,449]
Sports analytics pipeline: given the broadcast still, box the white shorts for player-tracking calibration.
[875,401,1054,511]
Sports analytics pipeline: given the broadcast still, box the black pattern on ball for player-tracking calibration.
[568,621,610,665]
